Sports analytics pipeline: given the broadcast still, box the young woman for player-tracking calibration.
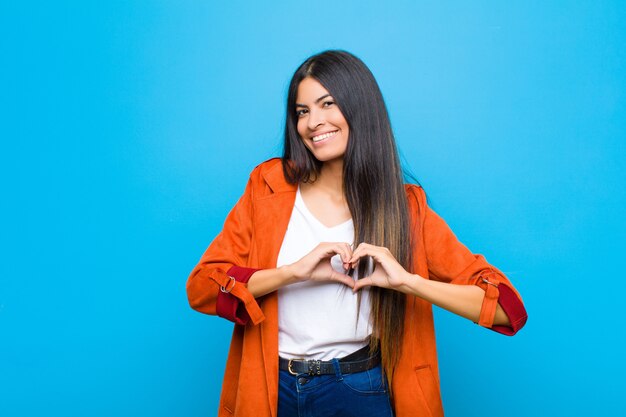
[187,50,527,417]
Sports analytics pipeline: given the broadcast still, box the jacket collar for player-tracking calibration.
[262,159,297,194]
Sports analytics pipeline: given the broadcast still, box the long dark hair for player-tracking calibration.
[282,50,413,387]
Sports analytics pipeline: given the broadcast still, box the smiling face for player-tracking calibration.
[295,77,350,164]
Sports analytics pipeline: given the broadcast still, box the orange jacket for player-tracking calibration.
[187,158,527,417]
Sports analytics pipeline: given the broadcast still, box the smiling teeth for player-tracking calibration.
[312,131,337,142]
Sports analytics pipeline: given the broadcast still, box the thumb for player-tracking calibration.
[330,271,355,288]
[352,277,373,292]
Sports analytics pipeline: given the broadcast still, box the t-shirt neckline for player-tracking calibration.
[295,186,353,230]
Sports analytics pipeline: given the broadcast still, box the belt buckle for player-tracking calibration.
[287,358,322,376]
[287,358,303,376]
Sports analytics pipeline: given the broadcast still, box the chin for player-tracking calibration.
[307,148,347,163]
[313,154,345,164]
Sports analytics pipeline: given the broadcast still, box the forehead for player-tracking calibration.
[296,77,331,103]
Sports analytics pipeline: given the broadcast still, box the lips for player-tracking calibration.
[311,130,338,143]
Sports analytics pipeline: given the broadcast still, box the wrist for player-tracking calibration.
[279,264,300,285]
[398,271,423,294]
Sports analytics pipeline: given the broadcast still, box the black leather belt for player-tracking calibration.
[279,346,380,376]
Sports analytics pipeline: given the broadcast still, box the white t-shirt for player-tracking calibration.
[276,187,372,360]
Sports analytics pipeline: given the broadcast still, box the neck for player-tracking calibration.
[316,158,344,195]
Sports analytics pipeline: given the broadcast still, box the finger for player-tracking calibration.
[337,242,352,263]
[330,271,355,288]
[353,276,374,292]
[349,247,363,265]
[350,245,383,264]
[351,242,372,255]
[350,253,374,271]
[350,242,378,258]
[340,243,354,269]
[317,243,348,260]
[334,243,356,271]
[327,243,353,270]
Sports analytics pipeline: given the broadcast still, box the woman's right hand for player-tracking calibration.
[247,242,354,298]
[285,242,355,288]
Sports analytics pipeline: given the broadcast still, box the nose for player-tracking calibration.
[307,108,325,131]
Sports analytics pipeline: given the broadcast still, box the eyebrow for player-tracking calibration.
[295,94,332,107]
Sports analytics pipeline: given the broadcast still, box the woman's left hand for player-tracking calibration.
[350,243,413,292]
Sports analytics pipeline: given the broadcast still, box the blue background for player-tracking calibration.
[1,1,624,416]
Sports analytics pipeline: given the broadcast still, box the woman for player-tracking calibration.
[187,50,527,417]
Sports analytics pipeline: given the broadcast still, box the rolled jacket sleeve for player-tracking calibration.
[186,176,265,326]
[417,187,527,335]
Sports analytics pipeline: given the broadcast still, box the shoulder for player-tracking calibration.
[247,158,296,195]
[404,183,427,208]
[251,157,283,175]
[404,183,431,228]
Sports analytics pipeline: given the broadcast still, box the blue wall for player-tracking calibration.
[1,1,624,416]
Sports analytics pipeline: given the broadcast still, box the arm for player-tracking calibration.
[419,189,527,334]
[187,167,355,324]
[246,242,355,297]
[186,176,265,325]
[351,246,509,325]
[400,272,511,326]
[352,186,527,335]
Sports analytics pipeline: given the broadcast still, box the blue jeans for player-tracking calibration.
[278,359,394,417]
